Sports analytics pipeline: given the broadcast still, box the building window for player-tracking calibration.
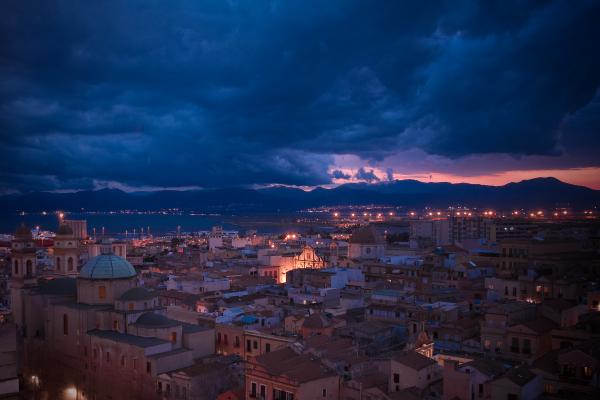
[55,258,60,272]
[98,286,106,299]
[266,343,271,353]
[393,373,399,383]
[511,337,519,353]
[128,303,134,310]
[260,384,266,399]
[113,320,119,331]
[247,339,252,352]
[224,334,228,345]
[235,336,240,348]
[522,339,531,354]
[63,314,69,335]
[170,332,177,343]
[14,260,19,275]
[322,388,327,397]
[250,382,257,398]
[26,260,33,276]
[253,340,258,349]
[93,348,98,359]
[121,355,126,367]
[68,257,74,271]
[105,351,110,363]
[146,361,151,374]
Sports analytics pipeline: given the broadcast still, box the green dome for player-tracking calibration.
[79,254,136,280]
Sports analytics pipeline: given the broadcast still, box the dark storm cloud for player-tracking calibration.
[1,0,599,191]
[331,170,351,180]
[355,168,380,183]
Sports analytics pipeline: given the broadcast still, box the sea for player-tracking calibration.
[0,211,334,236]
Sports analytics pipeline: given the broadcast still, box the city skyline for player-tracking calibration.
[1,1,600,193]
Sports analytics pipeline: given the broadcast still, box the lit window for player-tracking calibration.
[99,286,106,299]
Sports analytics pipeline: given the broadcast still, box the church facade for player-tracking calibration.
[11,227,214,400]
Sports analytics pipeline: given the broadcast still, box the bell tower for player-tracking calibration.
[10,224,38,332]
[53,222,79,276]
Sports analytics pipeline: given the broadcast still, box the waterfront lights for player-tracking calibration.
[333,212,339,217]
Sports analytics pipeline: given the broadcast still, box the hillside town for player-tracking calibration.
[0,210,599,400]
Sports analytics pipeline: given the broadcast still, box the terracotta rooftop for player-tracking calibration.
[251,347,335,383]
[501,366,537,387]
[392,351,436,370]
[302,313,332,329]
[349,225,384,245]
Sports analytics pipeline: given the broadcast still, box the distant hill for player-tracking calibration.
[0,178,598,212]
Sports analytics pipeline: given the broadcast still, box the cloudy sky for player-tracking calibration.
[1,0,600,193]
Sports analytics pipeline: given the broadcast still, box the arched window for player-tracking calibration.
[26,260,32,276]
[63,314,69,335]
[68,257,74,271]
[13,260,19,275]
[56,257,61,271]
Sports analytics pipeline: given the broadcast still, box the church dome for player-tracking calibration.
[79,254,136,280]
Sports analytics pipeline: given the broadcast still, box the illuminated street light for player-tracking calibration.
[65,386,78,400]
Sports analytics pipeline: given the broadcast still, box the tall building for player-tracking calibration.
[348,225,385,259]
[64,219,88,240]
[9,224,38,332]
[53,222,80,276]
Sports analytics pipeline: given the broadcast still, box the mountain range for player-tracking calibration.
[0,178,598,213]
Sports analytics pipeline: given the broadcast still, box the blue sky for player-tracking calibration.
[1,0,600,193]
